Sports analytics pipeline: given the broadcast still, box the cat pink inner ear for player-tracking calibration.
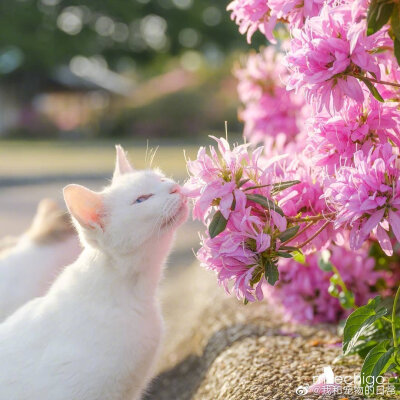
[113,145,134,180]
[63,184,103,229]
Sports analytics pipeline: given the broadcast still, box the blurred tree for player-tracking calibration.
[0,0,263,78]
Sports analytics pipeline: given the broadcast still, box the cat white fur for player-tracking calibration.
[0,199,80,322]
[0,146,188,400]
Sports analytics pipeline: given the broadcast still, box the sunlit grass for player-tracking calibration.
[0,140,201,178]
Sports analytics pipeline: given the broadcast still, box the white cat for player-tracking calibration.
[0,198,80,322]
[0,145,188,400]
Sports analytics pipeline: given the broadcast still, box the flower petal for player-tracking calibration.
[389,210,400,243]
[376,225,393,256]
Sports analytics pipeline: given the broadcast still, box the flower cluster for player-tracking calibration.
[227,0,273,43]
[187,0,400,323]
[266,246,383,324]
[268,0,326,29]
[227,0,330,43]
[285,4,389,113]
[275,152,334,253]
[184,137,307,302]
[323,144,400,256]
[306,99,400,174]
[235,47,307,146]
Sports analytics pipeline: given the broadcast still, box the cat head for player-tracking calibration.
[63,145,188,255]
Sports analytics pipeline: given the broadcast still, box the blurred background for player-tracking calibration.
[0,0,266,256]
[0,0,267,141]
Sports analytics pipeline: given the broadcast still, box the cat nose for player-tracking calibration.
[169,185,180,194]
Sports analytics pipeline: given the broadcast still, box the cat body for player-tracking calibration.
[0,199,80,322]
[0,146,188,400]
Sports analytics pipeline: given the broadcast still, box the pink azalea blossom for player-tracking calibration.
[323,144,400,256]
[197,207,270,302]
[184,137,291,302]
[285,4,390,113]
[268,0,325,28]
[307,99,400,174]
[227,0,331,43]
[184,136,254,222]
[270,149,334,253]
[377,53,400,101]
[227,0,274,43]
[266,246,382,324]
[235,47,308,145]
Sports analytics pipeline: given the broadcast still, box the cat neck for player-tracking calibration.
[68,234,174,301]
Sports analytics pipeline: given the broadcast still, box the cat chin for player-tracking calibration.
[160,202,189,231]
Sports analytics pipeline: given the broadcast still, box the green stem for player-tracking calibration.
[243,183,273,191]
[282,221,315,245]
[349,73,400,89]
[332,266,350,295]
[382,316,393,324]
[286,212,336,223]
[297,220,331,249]
[392,285,400,348]
[331,265,356,309]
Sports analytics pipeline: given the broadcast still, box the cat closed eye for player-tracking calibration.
[133,194,153,204]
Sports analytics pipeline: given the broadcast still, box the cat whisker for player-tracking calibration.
[149,146,159,168]
[145,139,150,165]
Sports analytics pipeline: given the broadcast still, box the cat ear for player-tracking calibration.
[113,145,134,181]
[63,184,103,230]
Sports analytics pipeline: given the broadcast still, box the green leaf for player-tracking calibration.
[395,38,400,66]
[264,260,279,286]
[356,75,384,102]
[391,4,400,41]
[208,211,228,238]
[361,340,394,393]
[246,194,284,216]
[343,297,388,355]
[250,267,263,286]
[367,0,394,36]
[271,180,300,194]
[346,318,393,358]
[293,250,305,264]
[278,225,300,242]
[279,245,299,252]
[318,258,333,272]
[237,178,250,188]
[358,342,381,359]
[276,251,293,258]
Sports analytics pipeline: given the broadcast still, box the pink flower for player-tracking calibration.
[197,204,275,302]
[275,151,333,253]
[268,0,325,28]
[265,246,381,324]
[235,47,308,146]
[307,99,400,174]
[184,137,295,302]
[323,144,400,256]
[227,0,331,43]
[377,53,400,101]
[285,4,390,113]
[350,0,368,22]
[227,0,274,43]
[184,136,252,222]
